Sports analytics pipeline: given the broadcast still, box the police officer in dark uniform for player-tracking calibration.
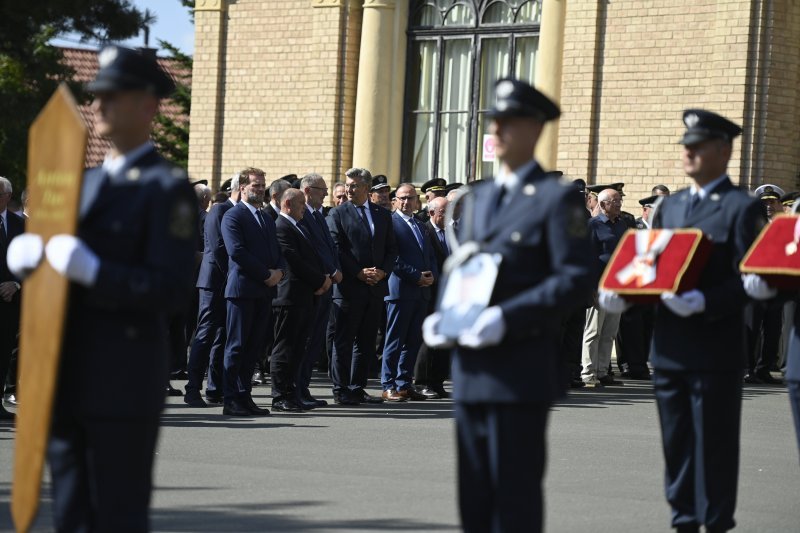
[416,178,447,223]
[602,109,763,533]
[424,78,592,533]
[10,45,198,531]
[369,174,392,210]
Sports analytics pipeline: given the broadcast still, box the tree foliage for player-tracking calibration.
[0,1,142,191]
[152,40,192,170]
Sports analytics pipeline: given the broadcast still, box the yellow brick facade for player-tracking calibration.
[190,0,800,202]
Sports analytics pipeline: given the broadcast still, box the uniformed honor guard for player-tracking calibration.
[9,45,198,530]
[423,78,592,532]
[601,109,764,533]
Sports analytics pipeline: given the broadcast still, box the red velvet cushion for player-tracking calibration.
[600,229,712,303]
[740,215,800,288]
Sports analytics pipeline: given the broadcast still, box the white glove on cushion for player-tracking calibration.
[45,234,101,288]
[660,290,705,318]
[6,233,44,279]
[741,273,777,301]
[458,306,506,349]
[597,289,631,314]
[422,312,454,349]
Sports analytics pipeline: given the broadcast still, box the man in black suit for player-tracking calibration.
[184,175,240,407]
[601,110,764,533]
[0,176,24,420]
[297,173,342,407]
[271,189,332,411]
[264,178,291,221]
[8,46,198,530]
[424,79,592,533]
[414,195,451,398]
[327,167,398,405]
[220,167,286,416]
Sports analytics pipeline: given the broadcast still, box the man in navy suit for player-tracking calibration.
[184,175,240,407]
[380,183,437,402]
[8,46,198,530]
[424,79,592,533]
[327,167,398,405]
[601,110,764,533]
[271,188,332,411]
[414,196,451,398]
[297,173,342,407]
[220,167,286,416]
[0,176,24,420]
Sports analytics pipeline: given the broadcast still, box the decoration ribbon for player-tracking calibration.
[615,229,674,287]
[785,218,800,256]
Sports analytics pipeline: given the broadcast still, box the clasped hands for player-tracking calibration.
[417,271,434,287]
[7,233,100,287]
[356,267,386,286]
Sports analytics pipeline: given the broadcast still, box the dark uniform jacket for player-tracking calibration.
[59,148,198,418]
[196,199,234,290]
[452,163,593,404]
[651,177,764,372]
[273,215,326,308]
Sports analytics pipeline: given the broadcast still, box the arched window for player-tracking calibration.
[403,0,542,183]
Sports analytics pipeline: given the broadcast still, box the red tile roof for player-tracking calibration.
[58,46,190,168]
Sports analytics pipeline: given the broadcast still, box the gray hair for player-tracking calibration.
[269,179,291,201]
[598,189,618,203]
[345,167,372,185]
[0,177,12,194]
[428,196,448,213]
[229,173,240,192]
[194,183,211,201]
[332,181,346,190]
[300,173,324,189]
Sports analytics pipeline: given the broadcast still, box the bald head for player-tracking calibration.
[428,196,448,229]
[598,189,621,218]
[281,188,307,220]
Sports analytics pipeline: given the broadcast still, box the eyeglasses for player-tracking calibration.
[395,196,415,202]
[345,183,363,189]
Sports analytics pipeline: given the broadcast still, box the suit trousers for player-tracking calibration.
[615,306,650,375]
[271,304,313,400]
[581,305,621,382]
[558,305,586,384]
[224,297,271,401]
[185,288,226,398]
[414,343,451,390]
[456,402,549,533]
[381,298,427,391]
[789,381,800,463]
[653,370,741,531]
[330,295,382,396]
[0,300,19,396]
[297,291,331,401]
[47,412,159,533]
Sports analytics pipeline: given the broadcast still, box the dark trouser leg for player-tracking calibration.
[456,403,549,533]
[185,288,225,396]
[271,305,312,400]
[617,306,649,375]
[0,302,20,398]
[48,412,160,533]
[352,296,382,392]
[744,302,764,374]
[396,299,426,391]
[167,311,187,374]
[297,292,331,400]
[224,298,269,401]
[560,306,585,383]
[789,381,800,464]
[756,301,782,374]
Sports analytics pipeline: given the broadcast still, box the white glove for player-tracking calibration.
[458,306,506,349]
[6,233,44,279]
[741,274,777,301]
[660,290,705,317]
[598,289,631,314]
[422,312,454,349]
[45,235,101,288]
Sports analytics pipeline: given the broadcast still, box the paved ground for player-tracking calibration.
[1,373,798,532]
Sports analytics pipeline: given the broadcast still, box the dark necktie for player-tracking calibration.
[0,216,6,247]
[312,210,327,233]
[410,219,424,249]
[256,210,267,230]
[296,221,310,241]
[438,228,449,255]
[357,205,372,236]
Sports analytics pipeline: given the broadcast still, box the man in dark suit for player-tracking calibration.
[271,188,332,411]
[183,175,240,407]
[297,173,342,407]
[424,79,592,533]
[414,195,451,398]
[601,109,764,533]
[327,167,398,405]
[8,46,198,530]
[380,183,437,402]
[0,177,24,420]
[220,167,286,416]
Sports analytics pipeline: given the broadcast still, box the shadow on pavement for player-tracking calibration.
[150,500,458,531]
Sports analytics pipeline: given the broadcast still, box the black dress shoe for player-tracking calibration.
[252,371,264,386]
[430,387,451,399]
[222,400,252,416]
[333,393,359,406]
[184,394,208,408]
[418,387,440,399]
[166,383,184,396]
[598,375,624,386]
[304,395,328,407]
[569,379,586,389]
[623,371,652,381]
[0,405,15,421]
[297,399,318,410]
[675,523,699,533]
[170,370,189,380]
[755,370,783,385]
[355,390,384,404]
[204,394,223,405]
[743,373,763,384]
[245,397,271,416]
[272,399,304,412]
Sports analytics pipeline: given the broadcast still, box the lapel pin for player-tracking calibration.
[523,184,536,196]
[510,231,521,242]
[126,167,141,181]
[710,193,720,201]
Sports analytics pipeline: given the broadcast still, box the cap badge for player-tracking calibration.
[685,113,699,128]
[99,47,118,68]
[496,80,514,98]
